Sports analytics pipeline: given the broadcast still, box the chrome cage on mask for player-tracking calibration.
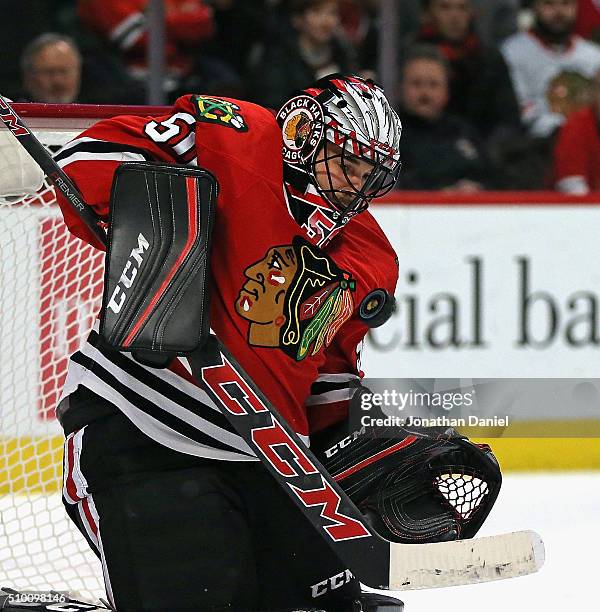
[311,133,402,222]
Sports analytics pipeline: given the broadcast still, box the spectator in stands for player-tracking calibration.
[0,0,59,101]
[471,0,520,45]
[77,0,239,99]
[395,45,492,191]
[400,0,520,47]
[574,0,600,44]
[207,0,284,79]
[19,31,146,105]
[411,0,522,147]
[553,68,600,193]
[247,0,356,109]
[501,0,600,137]
[21,33,81,103]
[339,0,379,77]
[398,0,424,40]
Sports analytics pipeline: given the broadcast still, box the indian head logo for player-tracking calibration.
[235,236,355,361]
[284,111,312,147]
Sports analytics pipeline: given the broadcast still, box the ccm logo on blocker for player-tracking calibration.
[107,233,150,314]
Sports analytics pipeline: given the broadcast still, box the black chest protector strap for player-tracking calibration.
[99,162,218,368]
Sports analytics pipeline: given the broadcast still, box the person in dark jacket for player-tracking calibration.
[248,0,356,109]
[411,0,521,147]
[396,45,493,191]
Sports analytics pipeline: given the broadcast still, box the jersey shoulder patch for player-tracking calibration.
[192,95,249,132]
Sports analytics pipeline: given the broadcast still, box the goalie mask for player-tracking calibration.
[277,74,402,246]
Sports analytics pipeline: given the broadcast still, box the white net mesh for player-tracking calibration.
[434,472,489,520]
[0,117,105,601]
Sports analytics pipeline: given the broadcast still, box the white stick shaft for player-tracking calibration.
[389,530,544,590]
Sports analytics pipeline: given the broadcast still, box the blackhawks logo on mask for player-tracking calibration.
[284,111,312,147]
[235,236,355,361]
[193,95,248,131]
[277,95,324,165]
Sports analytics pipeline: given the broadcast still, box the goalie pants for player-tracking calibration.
[61,406,361,611]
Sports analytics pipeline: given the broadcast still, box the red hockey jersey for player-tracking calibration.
[554,106,600,193]
[55,95,398,459]
[78,0,214,78]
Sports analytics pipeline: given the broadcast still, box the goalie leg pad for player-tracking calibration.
[100,162,218,367]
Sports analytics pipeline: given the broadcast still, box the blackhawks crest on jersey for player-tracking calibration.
[193,95,248,132]
[235,236,355,361]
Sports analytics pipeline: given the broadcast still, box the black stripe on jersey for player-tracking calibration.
[86,330,237,435]
[53,140,154,164]
[310,380,354,396]
[70,351,254,457]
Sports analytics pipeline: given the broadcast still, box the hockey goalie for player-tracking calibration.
[2,75,505,611]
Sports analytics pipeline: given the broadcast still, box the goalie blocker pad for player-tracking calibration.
[100,162,217,367]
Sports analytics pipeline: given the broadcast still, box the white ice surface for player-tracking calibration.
[2,473,598,610]
[375,472,600,612]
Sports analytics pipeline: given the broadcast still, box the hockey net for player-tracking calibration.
[0,104,163,602]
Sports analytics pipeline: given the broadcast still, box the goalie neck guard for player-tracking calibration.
[277,74,402,247]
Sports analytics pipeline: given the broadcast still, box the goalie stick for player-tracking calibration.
[0,95,545,591]
[0,96,106,246]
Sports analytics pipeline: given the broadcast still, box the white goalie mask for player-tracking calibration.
[278,74,402,235]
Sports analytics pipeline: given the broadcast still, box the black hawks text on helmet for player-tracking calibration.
[277,74,402,247]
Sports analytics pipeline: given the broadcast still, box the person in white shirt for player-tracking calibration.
[501,0,600,137]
